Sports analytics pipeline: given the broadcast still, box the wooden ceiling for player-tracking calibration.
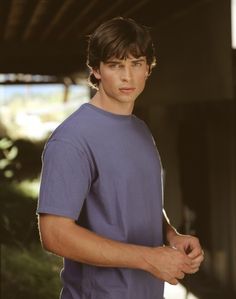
[0,0,206,80]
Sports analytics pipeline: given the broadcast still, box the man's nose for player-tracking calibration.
[120,66,132,81]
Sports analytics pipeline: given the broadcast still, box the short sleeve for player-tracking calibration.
[37,139,92,220]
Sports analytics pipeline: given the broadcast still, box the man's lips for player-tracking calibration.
[119,87,136,93]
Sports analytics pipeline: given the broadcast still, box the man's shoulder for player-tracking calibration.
[46,104,92,147]
[133,115,152,133]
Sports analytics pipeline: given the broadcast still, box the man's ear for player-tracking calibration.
[92,68,101,80]
[145,65,151,78]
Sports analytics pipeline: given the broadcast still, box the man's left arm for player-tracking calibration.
[163,209,204,273]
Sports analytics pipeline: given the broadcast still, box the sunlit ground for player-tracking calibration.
[164,283,198,299]
[0,83,89,141]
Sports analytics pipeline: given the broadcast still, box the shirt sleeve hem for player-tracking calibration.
[36,206,79,220]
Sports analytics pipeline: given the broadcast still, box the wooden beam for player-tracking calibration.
[58,0,99,40]
[123,0,151,17]
[0,42,86,75]
[0,0,13,39]
[41,0,75,41]
[0,80,62,85]
[3,0,26,40]
[152,0,213,29]
[22,0,50,41]
[79,0,124,36]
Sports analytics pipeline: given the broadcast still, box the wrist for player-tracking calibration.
[136,246,156,272]
[165,225,179,246]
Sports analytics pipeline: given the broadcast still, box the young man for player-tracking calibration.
[37,17,204,299]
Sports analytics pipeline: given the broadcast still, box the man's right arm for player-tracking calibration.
[39,214,195,285]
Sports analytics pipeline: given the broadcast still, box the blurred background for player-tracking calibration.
[0,0,235,298]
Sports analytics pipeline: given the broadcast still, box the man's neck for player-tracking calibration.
[89,92,134,116]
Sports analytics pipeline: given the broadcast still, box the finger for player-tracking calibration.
[182,261,195,274]
[183,253,201,273]
[176,271,185,280]
[191,262,202,270]
[191,254,204,265]
[190,254,204,269]
[190,249,204,259]
[189,267,199,274]
[183,265,195,274]
[190,263,202,272]
[168,278,179,285]
[162,273,179,285]
[173,244,186,254]
[188,246,202,259]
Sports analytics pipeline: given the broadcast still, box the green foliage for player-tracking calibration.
[1,244,63,299]
[0,137,63,299]
[1,182,39,246]
[0,137,44,182]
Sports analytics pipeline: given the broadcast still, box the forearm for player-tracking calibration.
[39,214,149,271]
[39,214,196,284]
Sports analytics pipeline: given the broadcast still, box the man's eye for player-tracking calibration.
[108,64,118,68]
[133,62,142,67]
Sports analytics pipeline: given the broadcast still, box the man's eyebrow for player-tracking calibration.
[105,58,146,64]
[131,58,145,62]
[104,60,121,64]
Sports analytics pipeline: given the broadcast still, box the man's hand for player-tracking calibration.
[163,209,204,276]
[168,234,204,274]
[142,246,194,285]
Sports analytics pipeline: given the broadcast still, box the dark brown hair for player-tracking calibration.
[87,17,156,89]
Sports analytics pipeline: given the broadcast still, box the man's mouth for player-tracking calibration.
[119,87,136,93]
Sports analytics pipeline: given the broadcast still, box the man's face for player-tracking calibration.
[93,56,149,105]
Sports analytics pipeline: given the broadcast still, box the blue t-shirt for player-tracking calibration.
[37,103,164,299]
